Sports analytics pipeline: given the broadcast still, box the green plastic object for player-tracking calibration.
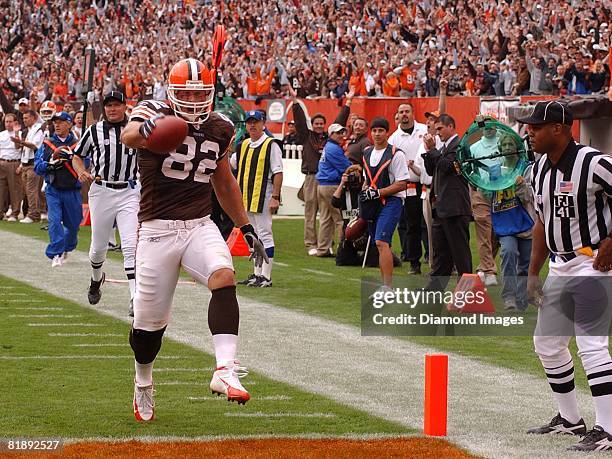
[214,97,246,150]
[457,118,528,191]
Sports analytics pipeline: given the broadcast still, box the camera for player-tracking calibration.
[347,171,361,190]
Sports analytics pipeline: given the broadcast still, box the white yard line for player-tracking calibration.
[72,343,125,347]
[224,412,335,418]
[9,314,81,318]
[0,355,181,360]
[188,395,291,401]
[27,323,104,327]
[0,230,595,458]
[49,333,123,337]
[274,262,290,267]
[301,268,333,276]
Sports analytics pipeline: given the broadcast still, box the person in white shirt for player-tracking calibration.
[0,113,24,221]
[389,103,428,273]
[360,117,409,290]
[13,110,45,222]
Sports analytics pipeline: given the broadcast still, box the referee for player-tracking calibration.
[519,101,612,451]
[72,91,139,316]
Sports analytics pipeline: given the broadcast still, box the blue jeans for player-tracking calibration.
[45,185,82,259]
[499,235,532,310]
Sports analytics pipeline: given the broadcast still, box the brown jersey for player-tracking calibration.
[130,100,234,222]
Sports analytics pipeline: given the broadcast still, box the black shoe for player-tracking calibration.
[237,274,258,286]
[128,299,134,318]
[527,413,586,436]
[568,426,612,451]
[316,249,334,258]
[249,276,272,287]
[408,264,421,275]
[88,273,105,305]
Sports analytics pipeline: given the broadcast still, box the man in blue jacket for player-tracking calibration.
[34,112,82,268]
[315,123,351,257]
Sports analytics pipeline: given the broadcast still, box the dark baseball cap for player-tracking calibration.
[516,100,573,126]
[245,110,265,122]
[424,110,440,119]
[103,91,126,105]
[51,112,73,123]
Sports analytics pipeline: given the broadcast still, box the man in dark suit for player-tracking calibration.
[422,114,472,290]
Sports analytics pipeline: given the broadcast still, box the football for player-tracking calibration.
[345,217,367,241]
[145,116,189,154]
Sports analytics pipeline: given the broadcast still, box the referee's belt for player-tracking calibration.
[94,180,129,190]
[552,243,601,263]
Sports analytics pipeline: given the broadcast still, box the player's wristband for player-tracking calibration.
[240,224,255,236]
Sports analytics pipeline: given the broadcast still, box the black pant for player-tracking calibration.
[427,215,472,291]
[397,186,423,266]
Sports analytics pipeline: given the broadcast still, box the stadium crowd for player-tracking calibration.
[0,0,610,108]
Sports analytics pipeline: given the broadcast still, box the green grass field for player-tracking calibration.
[0,275,410,438]
[0,219,591,395]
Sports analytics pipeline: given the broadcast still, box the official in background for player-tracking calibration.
[0,113,23,221]
[232,110,283,287]
[389,103,428,274]
[315,123,352,257]
[361,117,409,290]
[34,112,81,268]
[521,101,612,452]
[13,110,45,223]
[423,114,472,291]
[72,91,139,315]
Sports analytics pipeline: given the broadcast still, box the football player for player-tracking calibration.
[121,58,267,421]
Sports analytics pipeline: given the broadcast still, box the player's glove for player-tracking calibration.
[139,114,164,140]
[360,187,380,201]
[240,224,269,268]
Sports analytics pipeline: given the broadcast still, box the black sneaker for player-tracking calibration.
[88,273,105,305]
[254,276,272,288]
[568,426,612,451]
[527,413,586,436]
[408,264,421,275]
[237,274,258,286]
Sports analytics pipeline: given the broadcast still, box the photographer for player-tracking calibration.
[332,165,366,266]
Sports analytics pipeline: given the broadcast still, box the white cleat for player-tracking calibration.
[210,361,250,405]
[133,381,155,421]
[51,255,62,268]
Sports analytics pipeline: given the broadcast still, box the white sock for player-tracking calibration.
[212,334,238,368]
[262,257,273,280]
[91,261,104,282]
[594,395,612,433]
[553,390,581,424]
[254,261,262,277]
[127,277,135,299]
[135,361,154,386]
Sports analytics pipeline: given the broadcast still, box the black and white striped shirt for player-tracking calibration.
[74,119,138,182]
[531,140,612,255]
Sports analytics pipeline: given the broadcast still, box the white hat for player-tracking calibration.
[18,98,29,105]
[327,123,346,136]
